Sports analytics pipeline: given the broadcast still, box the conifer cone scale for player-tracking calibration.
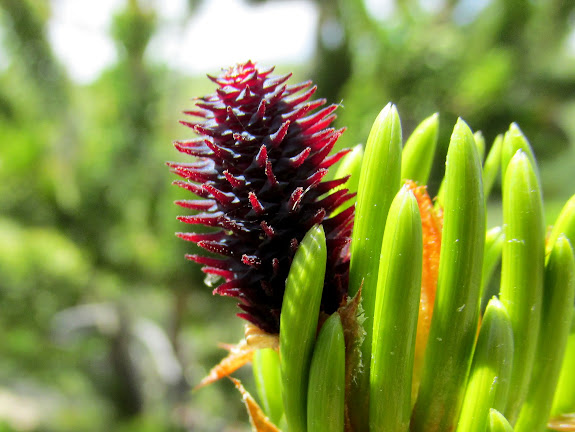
[171,62,354,333]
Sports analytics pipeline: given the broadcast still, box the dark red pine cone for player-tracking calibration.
[169,61,354,334]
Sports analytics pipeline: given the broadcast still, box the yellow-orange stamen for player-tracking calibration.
[195,324,279,389]
[405,180,443,402]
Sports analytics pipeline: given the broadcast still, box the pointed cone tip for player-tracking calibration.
[376,102,396,120]
[510,148,529,165]
[455,117,471,130]
[508,122,522,134]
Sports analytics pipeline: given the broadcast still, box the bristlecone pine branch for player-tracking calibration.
[170,61,354,333]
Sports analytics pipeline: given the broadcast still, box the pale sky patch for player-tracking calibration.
[47,0,318,84]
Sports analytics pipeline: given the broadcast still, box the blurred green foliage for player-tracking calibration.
[0,0,573,430]
[311,0,575,195]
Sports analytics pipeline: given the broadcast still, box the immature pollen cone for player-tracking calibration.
[170,61,354,334]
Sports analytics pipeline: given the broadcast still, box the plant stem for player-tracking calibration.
[411,119,485,432]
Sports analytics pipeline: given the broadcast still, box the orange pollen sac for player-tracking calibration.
[195,324,279,389]
[404,180,443,402]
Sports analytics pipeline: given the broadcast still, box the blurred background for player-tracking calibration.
[0,0,574,430]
